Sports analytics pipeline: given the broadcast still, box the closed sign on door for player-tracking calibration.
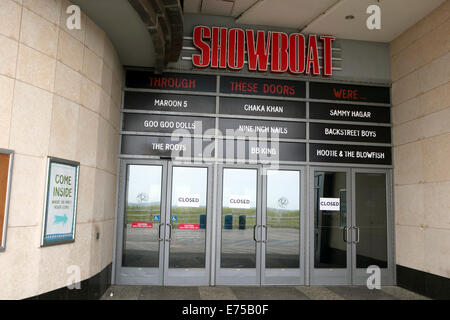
[177,194,200,207]
[320,198,340,211]
[229,195,251,209]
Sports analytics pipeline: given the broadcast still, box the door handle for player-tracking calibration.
[262,225,268,243]
[167,223,173,242]
[253,225,257,242]
[343,227,348,243]
[353,226,360,244]
[158,223,164,241]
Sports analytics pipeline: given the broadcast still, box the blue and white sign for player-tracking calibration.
[153,215,160,222]
[41,158,79,246]
[172,216,178,222]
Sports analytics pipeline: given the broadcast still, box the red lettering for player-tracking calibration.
[192,26,210,67]
[333,88,342,98]
[231,81,258,93]
[320,36,335,76]
[246,30,271,71]
[345,90,351,99]
[271,32,288,72]
[283,86,293,95]
[279,33,289,72]
[290,86,295,95]
[193,27,334,76]
[149,77,197,89]
[271,33,280,72]
[228,29,245,70]
[333,88,360,100]
[262,84,294,96]
[211,27,227,68]
[289,33,305,74]
[152,77,161,87]
[306,35,320,75]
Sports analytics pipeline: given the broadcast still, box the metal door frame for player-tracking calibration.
[215,163,262,285]
[351,168,395,285]
[115,159,168,285]
[261,165,306,285]
[163,161,214,286]
[114,161,395,286]
[309,166,352,285]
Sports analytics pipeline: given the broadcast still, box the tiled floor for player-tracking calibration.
[101,285,429,300]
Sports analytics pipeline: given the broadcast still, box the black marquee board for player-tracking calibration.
[309,82,391,104]
[124,92,216,114]
[218,140,306,162]
[220,76,306,98]
[310,143,392,165]
[121,135,215,158]
[219,118,306,140]
[309,122,391,143]
[122,71,392,165]
[219,97,306,119]
[309,102,391,123]
[126,70,217,92]
[123,113,216,135]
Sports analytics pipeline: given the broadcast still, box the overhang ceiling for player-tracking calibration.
[71,0,157,67]
[71,0,446,69]
[185,0,446,42]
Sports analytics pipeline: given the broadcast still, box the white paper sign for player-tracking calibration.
[319,197,340,211]
[43,161,79,245]
[229,195,251,209]
[177,193,200,207]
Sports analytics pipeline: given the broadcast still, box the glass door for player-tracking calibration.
[310,168,351,285]
[216,165,261,285]
[351,169,394,285]
[116,160,212,285]
[117,160,167,285]
[216,165,305,286]
[261,167,305,285]
[309,167,394,286]
[163,163,212,285]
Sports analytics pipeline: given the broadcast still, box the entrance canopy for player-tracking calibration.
[72,0,445,70]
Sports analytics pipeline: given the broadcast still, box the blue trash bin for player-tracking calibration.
[224,214,233,230]
[200,214,206,229]
[239,215,246,230]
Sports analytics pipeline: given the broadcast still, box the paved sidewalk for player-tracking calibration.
[101,285,429,300]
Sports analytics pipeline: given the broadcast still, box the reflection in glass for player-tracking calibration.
[355,173,388,268]
[221,169,257,268]
[122,165,162,267]
[169,167,208,268]
[266,170,300,268]
[314,172,347,268]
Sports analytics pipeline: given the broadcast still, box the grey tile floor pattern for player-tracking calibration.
[101,285,430,300]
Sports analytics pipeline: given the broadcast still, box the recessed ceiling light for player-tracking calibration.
[345,15,355,20]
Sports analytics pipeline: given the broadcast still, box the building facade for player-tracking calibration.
[0,0,448,299]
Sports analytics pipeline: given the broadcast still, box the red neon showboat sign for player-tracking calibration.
[192,26,335,76]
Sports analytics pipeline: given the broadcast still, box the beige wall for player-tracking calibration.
[391,0,450,278]
[0,0,123,299]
